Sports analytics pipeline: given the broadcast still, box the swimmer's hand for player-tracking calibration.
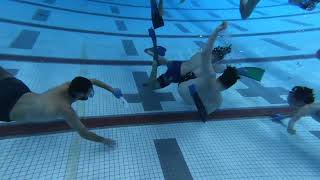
[271,114,288,121]
[102,138,117,147]
[287,128,296,135]
[112,88,123,99]
[216,21,228,32]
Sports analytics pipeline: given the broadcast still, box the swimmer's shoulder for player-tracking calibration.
[43,81,71,94]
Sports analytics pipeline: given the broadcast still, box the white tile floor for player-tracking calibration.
[1,118,320,179]
[1,0,320,179]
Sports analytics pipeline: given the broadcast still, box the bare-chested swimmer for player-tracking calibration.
[286,86,318,134]
[0,67,123,145]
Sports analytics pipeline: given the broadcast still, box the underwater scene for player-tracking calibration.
[0,0,320,179]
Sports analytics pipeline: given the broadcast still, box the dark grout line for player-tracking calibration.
[10,0,320,22]
[0,106,296,139]
[0,53,316,66]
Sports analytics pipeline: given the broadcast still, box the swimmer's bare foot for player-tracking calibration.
[144,48,156,57]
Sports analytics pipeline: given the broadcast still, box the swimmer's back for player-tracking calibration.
[178,77,222,114]
[10,82,71,123]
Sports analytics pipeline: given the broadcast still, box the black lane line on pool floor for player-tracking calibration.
[32,9,51,22]
[0,53,316,66]
[1,16,320,38]
[154,138,193,180]
[10,30,40,49]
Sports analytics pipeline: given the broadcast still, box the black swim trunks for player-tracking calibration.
[157,61,197,88]
[0,78,31,122]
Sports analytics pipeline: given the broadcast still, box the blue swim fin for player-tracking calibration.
[270,114,290,127]
[189,84,208,122]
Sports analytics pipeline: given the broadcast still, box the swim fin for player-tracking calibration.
[237,67,265,82]
[144,46,167,56]
[151,0,164,29]
[316,49,320,59]
[148,28,157,48]
[189,85,208,122]
[148,28,160,64]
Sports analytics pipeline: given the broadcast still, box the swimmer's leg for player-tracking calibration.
[144,58,163,89]
[149,74,171,90]
[144,48,169,65]
[180,57,199,75]
[240,0,261,19]
[0,66,12,81]
[148,59,159,83]
[144,69,170,90]
[144,62,173,90]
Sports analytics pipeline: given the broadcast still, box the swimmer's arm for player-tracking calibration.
[90,79,114,93]
[201,22,228,75]
[63,108,106,143]
[287,106,310,132]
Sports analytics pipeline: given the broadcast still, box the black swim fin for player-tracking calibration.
[151,0,164,29]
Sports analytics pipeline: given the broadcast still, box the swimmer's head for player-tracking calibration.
[217,66,240,91]
[212,45,232,61]
[287,86,315,107]
[68,76,94,101]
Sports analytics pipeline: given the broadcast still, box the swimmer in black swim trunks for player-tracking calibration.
[0,66,122,145]
[144,22,232,90]
[145,22,240,116]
